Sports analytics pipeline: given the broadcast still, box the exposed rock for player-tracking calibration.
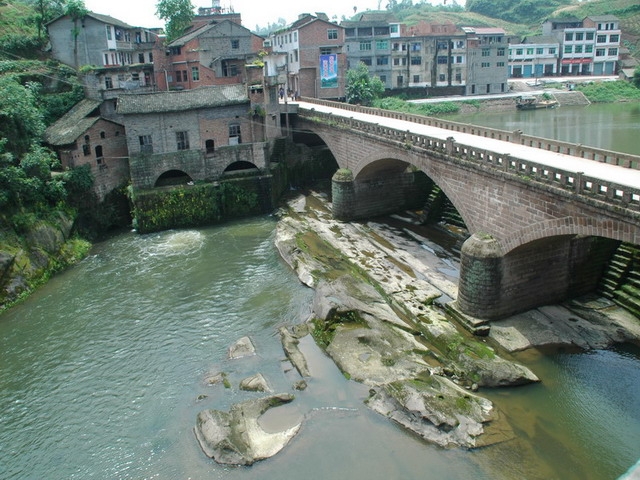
[194,393,300,466]
[203,372,228,386]
[456,353,539,387]
[366,375,514,448]
[228,336,256,359]
[279,326,310,377]
[240,373,271,392]
[293,380,307,391]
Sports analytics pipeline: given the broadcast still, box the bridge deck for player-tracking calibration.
[297,101,640,190]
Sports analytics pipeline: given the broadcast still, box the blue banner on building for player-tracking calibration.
[320,54,338,89]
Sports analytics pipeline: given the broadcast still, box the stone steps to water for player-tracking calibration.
[553,90,591,106]
[599,242,640,318]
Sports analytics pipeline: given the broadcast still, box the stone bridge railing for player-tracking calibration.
[300,97,640,170]
[298,107,640,217]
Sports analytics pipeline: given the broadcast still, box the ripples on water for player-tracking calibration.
[1,216,639,479]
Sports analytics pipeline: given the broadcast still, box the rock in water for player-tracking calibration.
[228,336,256,359]
[194,393,300,465]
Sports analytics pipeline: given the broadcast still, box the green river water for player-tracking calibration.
[0,102,639,479]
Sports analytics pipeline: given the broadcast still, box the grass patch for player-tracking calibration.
[576,80,640,103]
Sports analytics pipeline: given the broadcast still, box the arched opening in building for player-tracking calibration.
[222,161,259,175]
[205,139,214,155]
[154,169,193,187]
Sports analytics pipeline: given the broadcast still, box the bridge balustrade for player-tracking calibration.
[300,97,640,171]
[301,107,640,215]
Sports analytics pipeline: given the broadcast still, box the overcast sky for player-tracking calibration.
[83,0,394,32]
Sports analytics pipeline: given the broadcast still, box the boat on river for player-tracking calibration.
[516,95,558,110]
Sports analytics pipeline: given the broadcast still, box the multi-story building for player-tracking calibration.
[583,15,621,75]
[269,13,345,100]
[508,36,559,78]
[542,15,620,76]
[463,27,509,95]
[47,12,160,99]
[154,17,264,91]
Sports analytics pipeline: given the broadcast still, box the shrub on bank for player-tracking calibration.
[576,80,640,102]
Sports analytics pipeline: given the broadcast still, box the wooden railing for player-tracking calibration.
[299,97,640,170]
[298,105,640,215]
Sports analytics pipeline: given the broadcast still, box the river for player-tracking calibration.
[1,102,639,479]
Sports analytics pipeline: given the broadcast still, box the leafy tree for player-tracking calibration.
[633,66,640,89]
[0,76,45,158]
[156,0,195,42]
[29,0,66,41]
[346,62,385,106]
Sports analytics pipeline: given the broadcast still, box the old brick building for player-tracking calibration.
[44,99,130,200]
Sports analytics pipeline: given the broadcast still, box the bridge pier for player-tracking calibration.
[457,233,619,320]
[331,169,429,222]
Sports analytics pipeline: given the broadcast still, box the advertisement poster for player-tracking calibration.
[320,54,338,89]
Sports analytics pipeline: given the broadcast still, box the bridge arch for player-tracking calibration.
[222,160,259,174]
[154,169,194,187]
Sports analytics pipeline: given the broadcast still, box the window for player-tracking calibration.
[294,49,298,62]
[498,48,506,56]
[597,35,606,43]
[393,58,400,66]
[410,56,421,65]
[376,40,388,50]
[376,56,389,66]
[176,131,189,150]
[516,48,523,55]
[565,32,573,41]
[411,43,421,51]
[596,48,605,57]
[481,62,490,67]
[95,146,103,163]
[379,75,386,83]
[549,47,556,55]
[456,55,463,64]
[575,32,584,41]
[396,75,403,87]
[609,47,618,56]
[138,53,144,63]
[231,39,239,49]
[169,46,181,55]
[105,76,113,89]
[526,48,534,55]
[438,74,445,82]
[205,139,214,154]
[413,75,420,83]
[360,41,371,51]
[437,56,448,64]
[497,61,505,67]
[437,41,448,50]
[390,25,398,34]
[455,72,462,82]
[229,124,241,144]
[481,48,490,57]
[586,32,594,40]
[575,45,583,53]
[320,47,332,55]
[610,34,619,43]
[82,144,91,156]
[564,45,573,54]
[139,135,153,154]
[100,131,106,139]
[536,48,543,55]
[360,57,372,66]
[585,45,593,53]
[191,66,199,81]
[222,61,238,76]
[106,26,112,40]
[328,29,338,40]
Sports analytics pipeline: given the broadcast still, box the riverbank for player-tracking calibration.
[272,187,640,450]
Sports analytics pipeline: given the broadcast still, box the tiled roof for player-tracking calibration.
[524,35,558,44]
[117,84,249,115]
[86,12,135,29]
[44,99,103,146]
[585,15,619,22]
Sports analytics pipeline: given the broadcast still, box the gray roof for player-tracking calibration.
[168,20,258,47]
[524,35,558,44]
[44,99,103,145]
[117,84,249,115]
[584,15,619,22]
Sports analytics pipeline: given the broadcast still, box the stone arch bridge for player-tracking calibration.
[291,98,640,322]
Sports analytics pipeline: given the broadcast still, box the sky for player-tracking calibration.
[83,0,393,32]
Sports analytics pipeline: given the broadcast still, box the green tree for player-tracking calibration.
[633,66,640,89]
[156,0,194,42]
[29,0,66,41]
[346,62,385,106]
[0,76,45,158]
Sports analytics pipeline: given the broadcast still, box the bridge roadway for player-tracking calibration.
[292,98,640,321]
[295,99,640,190]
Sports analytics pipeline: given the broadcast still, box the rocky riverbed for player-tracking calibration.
[194,188,640,465]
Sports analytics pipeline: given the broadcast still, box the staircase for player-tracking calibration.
[599,243,640,318]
